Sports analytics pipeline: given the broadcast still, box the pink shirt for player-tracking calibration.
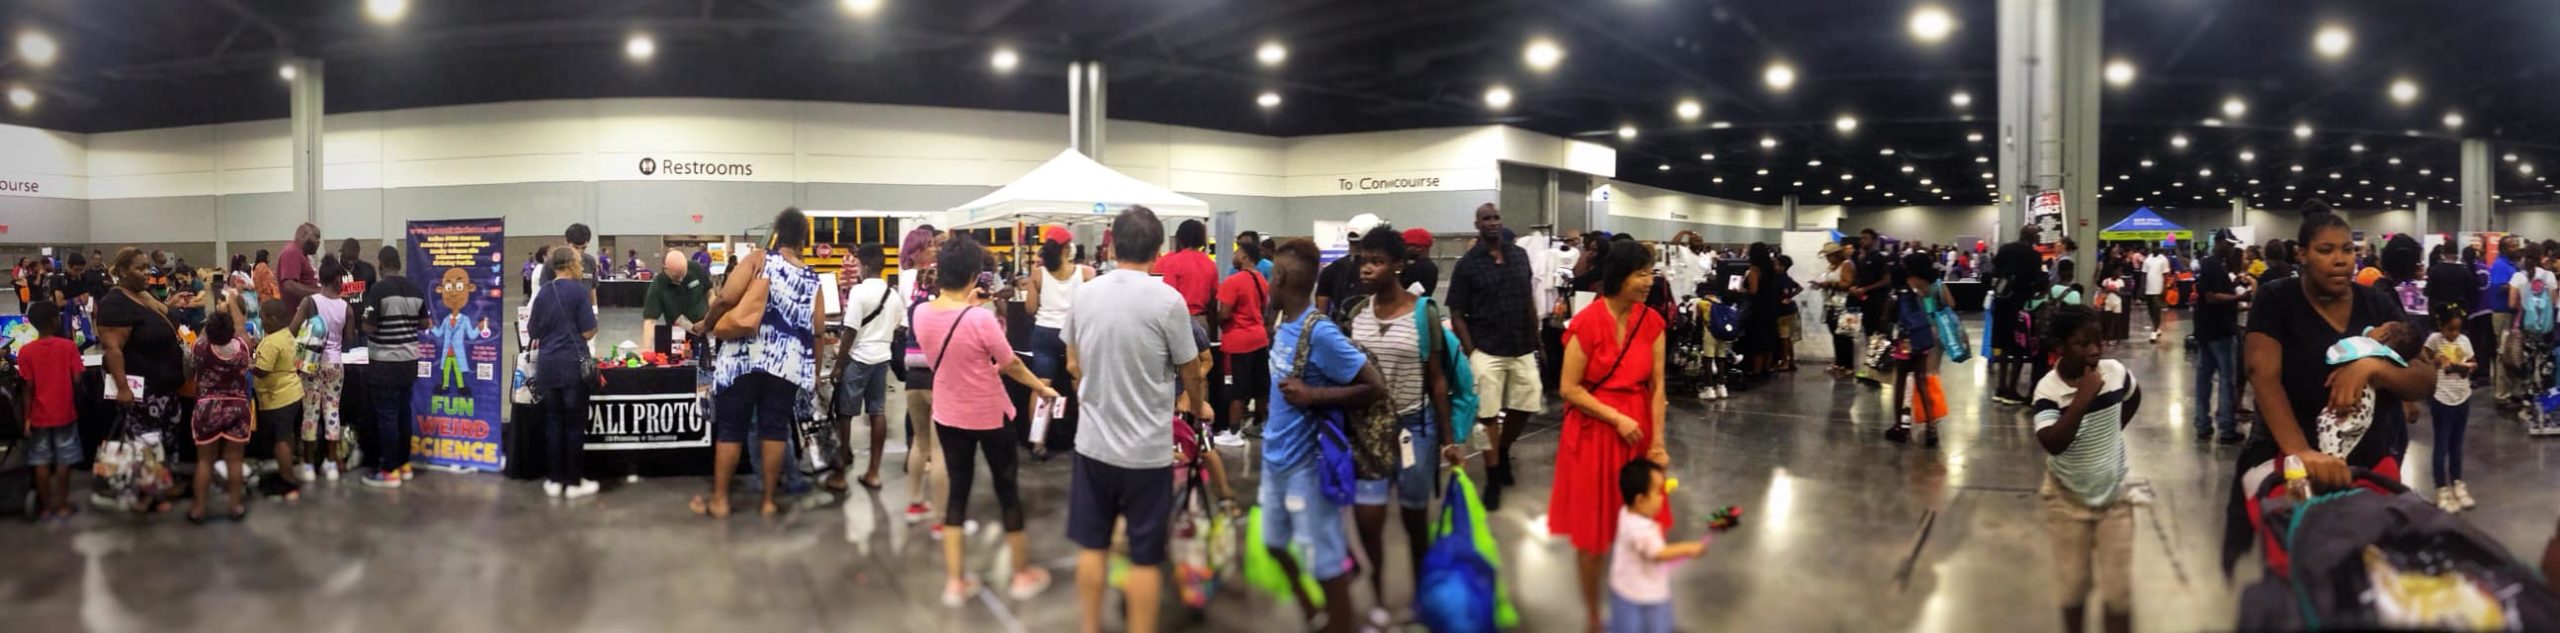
[914,302,1018,430]
[1609,510,1671,603]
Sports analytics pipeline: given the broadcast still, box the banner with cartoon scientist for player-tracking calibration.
[405,219,506,471]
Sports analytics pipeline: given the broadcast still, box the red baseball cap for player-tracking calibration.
[1402,228,1433,249]
[1043,225,1073,245]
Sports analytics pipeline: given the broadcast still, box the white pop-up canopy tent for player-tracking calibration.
[944,149,1211,229]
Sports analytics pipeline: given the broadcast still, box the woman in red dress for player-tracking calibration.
[1549,237,1674,631]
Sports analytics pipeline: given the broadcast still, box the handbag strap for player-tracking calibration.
[545,281,591,363]
[1286,308,1325,380]
[1588,306,1649,388]
[855,283,894,329]
[927,305,972,375]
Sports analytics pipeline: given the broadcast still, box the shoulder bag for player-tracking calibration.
[713,257,768,341]
[1284,309,1359,507]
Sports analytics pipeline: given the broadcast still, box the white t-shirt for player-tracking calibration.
[2424,332,2474,406]
[840,278,906,365]
[2509,269,2556,304]
[2142,255,2170,295]
[1609,510,1671,603]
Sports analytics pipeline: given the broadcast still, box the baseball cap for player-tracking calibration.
[1345,213,1385,240]
[1042,225,1073,245]
[1402,228,1434,250]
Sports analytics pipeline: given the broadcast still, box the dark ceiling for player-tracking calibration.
[3,0,2556,210]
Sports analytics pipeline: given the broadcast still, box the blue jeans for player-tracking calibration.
[1028,325,1067,383]
[1608,592,1672,633]
[1258,461,1350,581]
[2193,336,2238,435]
[2431,400,2471,483]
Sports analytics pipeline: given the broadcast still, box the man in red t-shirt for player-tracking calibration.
[277,222,324,308]
[1213,235,1270,446]
[18,303,83,518]
[1159,219,1219,320]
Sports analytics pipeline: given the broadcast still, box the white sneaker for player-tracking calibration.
[565,480,601,499]
[1717,386,1730,399]
[542,481,564,497]
[1212,431,1247,448]
[2454,481,2477,508]
[213,460,230,481]
[2437,489,2461,513]
[323,462,342,482]
[296,464,317,483]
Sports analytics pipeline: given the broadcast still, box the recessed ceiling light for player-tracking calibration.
[1901,165,1916,173]
[989,46,1019,72]
[2444,177,2455,183]
[2104,185,2115,191]
[14,30,56,68]
[2329,172,2341,179]
[2505,153,2519,162]
[2239,150,2257,162]
[2173,182,2184,187]
[2170,135,2189,149]
[2140,159,2154,168]
[2199,168,2213,177]
[1524,38,1564,71]
[2390,158,2403,166]
[1950,91,1972,107]
[1617,125,1638,140]
[2104,60,2135,87]
[1709,121,1732,129]
[2350,143,2366,153]
[2390,79,2418,105]
[1699,153,1716,161]
[1675,99,1702,121]
[1712,177,1725,183]
[2223,97,2247,117]
[626,34,658,61]
[1754,187,1764,192]
[1865,184,1875,190]
[2420,168,2433,175]
[1793,181,1804,186]
[2249,179,2260,185]
[1919,178,1935,185]
[1822,189,1834,195]
[2294,124,2314,139]
[1764,62,1797,90]
[1909,6,1956,43]
[2444,112,2465,129]
[1879,148,1896,156]
[1256,91,1282,108]
[1981,172,1994,180]
[1757,169,1770,175]
[1760,136,1778,149]
[1967,132,1984,143]
[367,0,410,23]
[1658,164,1670,171]
[1842,173,1855,181]
[2359,180,2370,185]
[6,85,33,110]
[1835,115,1858,132]
[2291,164,2304,173]
[278,63,297,81]
[1807,159,1823,167]
[1975,156,1989,164]
[2119,174,2130,180]
[1484,86,1514,109]
[1257,41,1288,67]
[2526,164,2538,175]
[2202,118,2225,127]
[2314,25,2352,58]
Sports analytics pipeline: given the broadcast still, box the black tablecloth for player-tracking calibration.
[598,280,649,308]
[505,365,711,480]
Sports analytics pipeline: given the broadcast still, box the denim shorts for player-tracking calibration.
[715,372,795,443]
[832,360,890,417]
[1258,461,1350,581]
[1351,410,1438,510]
[25,424,79,466]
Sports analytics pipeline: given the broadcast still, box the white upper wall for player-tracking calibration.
[1593,181,1780,227]
[75,98,1609,203]
[0,123,87,200]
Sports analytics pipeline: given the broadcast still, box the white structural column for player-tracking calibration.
[2416,200,2431,237]
[1067,61,1107,162]
[280,57,325,263]
[2459,138,2493,232]
[2231,197,2246,231]
[1781,194,1800,231]
[1997,0,2103,288]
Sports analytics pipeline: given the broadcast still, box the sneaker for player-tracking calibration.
[213,460,230,481]
[564,480,600,499]
[1922,424,1940,448]
[323,463,342,482]
[1716,386,1730,399]
[296,464,317,483]
[543,481,565,497]
[2195,429,2216,442]
[904,503,932,524]
[398,464,415,479]
[360,472,403,489]
[2437,489,2461,513]
[1212,431,1247,448]
[2454,481,2477,508]
[942,575,980,607]
[1007,568,1053,600]
[2150,331,2161,343]
[1884,421,1912,444]
[929,524,945,541]
[2215,431,2246,445]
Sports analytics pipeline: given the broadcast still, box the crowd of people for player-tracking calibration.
[26,196,2560,632]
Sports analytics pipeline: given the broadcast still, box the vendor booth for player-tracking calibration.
[2102,207,2197,306]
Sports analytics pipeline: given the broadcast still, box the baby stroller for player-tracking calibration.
[1110,413,1240,620]
[2237,468,2560,630]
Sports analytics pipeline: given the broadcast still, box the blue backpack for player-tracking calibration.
[2525,278,2555,335]
[1707,299,1742,342]
[1414,297,1480,443]
[1286,312,1359,507]
[1417,471,1503,633]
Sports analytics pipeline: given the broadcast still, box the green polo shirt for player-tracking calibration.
[642,265,711,323]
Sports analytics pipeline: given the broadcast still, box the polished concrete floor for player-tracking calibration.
[7,309,2560,633]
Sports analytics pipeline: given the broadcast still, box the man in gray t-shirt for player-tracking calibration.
[1061,206,1204,633]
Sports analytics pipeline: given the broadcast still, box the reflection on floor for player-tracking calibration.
[5,313,2558,633]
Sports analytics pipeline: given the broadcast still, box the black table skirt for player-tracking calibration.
[505,365,713,480]
[598,280,649,308]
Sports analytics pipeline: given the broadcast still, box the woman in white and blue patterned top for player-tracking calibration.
[692,207,821,518]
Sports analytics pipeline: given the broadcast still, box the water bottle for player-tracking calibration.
[2283,455,2313,501]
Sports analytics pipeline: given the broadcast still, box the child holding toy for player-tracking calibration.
[1609,459,1705,633]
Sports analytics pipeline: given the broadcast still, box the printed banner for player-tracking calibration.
[584,392,712,450]
[2029,190,2065,244]
[406,219,508,471]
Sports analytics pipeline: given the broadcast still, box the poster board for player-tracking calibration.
[2030,190,2065,244]
[406,219,508,471]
